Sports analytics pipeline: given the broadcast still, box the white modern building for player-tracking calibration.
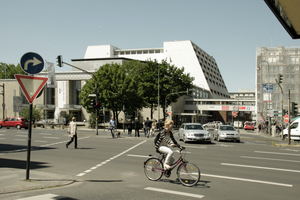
[73,40,230,99]
[0,40,236,126]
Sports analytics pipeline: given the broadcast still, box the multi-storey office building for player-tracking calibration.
[256,46,300,125]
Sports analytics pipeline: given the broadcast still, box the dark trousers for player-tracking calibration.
[135,129,140,137]
[67,134,77,148]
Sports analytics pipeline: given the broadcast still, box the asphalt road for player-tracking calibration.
[1,127,299,200]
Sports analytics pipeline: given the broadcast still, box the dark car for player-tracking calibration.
[0,117,29,129]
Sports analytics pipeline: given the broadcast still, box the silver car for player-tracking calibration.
[178,123,211,143]
[213,125,240,142]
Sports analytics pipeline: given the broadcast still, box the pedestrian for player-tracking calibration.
[143,119,146,137]
[150,120,157,137]
[127,119,133,136]
[66,117,78,149]
[109,117,116,138]
[134,118,140,137]
[258,124,261,133]
[145,117,152,138]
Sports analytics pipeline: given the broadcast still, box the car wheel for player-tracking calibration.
[0,124,2,129]
[16,125,21,129]
[236,140,240,143]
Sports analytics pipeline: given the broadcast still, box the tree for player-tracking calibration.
[80,61,145,125]
[0,63,26,79]
[21,105,43,123]
[139,59,194,120]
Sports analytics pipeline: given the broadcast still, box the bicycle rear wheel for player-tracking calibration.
[144,158,163,181]
[177,162,200,187]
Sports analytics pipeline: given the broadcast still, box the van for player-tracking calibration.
[282,118,300,140]
[234,121,243,129]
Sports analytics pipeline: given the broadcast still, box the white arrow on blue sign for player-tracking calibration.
[20,52,44,75]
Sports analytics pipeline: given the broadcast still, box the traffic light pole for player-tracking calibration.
[62,62,99,135]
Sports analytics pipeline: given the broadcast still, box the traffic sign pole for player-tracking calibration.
[26,104,33,180]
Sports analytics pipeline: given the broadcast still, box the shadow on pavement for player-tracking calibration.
[0,158,50,169]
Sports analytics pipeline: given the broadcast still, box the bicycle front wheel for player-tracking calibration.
[144,158,163,181]
[177,162,200,187]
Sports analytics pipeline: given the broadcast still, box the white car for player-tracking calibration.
[282,118,300,140]
[178,123,211,143]
[213,125,240,143]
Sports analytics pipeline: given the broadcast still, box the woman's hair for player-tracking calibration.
[72,117,76,121]
[163,120,174,129]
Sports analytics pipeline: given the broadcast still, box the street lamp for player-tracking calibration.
[258,59,271,134]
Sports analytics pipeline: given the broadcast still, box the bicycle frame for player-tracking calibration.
[151,149,188,173]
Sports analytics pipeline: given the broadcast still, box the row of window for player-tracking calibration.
[115,49,162,55]
[185,101,255,105]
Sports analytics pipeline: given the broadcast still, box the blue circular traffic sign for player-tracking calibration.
[20,52,44,74]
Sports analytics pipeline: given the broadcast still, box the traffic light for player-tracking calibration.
[90,99,96,109]
[291,102,298,115]
[276,73,283,84]
[56,55,63,67]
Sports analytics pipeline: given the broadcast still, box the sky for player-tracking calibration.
[1,0,300,92]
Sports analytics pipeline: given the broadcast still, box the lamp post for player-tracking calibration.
[63,62,99,135]
[157,65,160,129]
[259,60,271,134]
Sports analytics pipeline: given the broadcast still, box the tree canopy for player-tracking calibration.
[0,63,26,79]
[80,60,194,123]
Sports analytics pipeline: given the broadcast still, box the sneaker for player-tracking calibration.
[164,163,172,170]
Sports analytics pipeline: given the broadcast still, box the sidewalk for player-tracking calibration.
[0,168,75,195]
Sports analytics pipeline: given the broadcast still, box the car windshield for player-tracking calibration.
[186,125,203,130]
[21,118,28,122]
[220,126,235,131]
[245,123,253,125]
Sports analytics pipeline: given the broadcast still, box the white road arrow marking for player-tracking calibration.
[24,57,42,70]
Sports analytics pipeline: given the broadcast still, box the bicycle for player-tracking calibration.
[143,147,200,187]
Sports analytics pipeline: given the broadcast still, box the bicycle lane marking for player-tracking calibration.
[76,140,147,177]
[145,187,204,198]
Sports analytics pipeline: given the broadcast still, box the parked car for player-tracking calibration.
[282,118,300,140]
[213,125,240,142]
[178,123,211,143]
[0,117,29,129]
[203,121,222,129]
[244,121,254,131]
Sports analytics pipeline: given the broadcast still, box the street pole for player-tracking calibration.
[63,62,98,135]
[288,89,291,145]
[26,103,33,180]
[157,66,160,130]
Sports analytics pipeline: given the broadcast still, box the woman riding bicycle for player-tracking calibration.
[155,120,183,170]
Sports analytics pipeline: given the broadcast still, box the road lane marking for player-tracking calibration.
[16,193,62,200]
[145,187,204,198]
[43,136,60,139]
[183,145,207,149]
[35,140,48,143]
[255,151,300,156]
[77,140,147,177]
[222,163,300,173]
[201,173,293,187]
[14,139,26,141]
[241,156,300,163]
[127,154,150,158]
